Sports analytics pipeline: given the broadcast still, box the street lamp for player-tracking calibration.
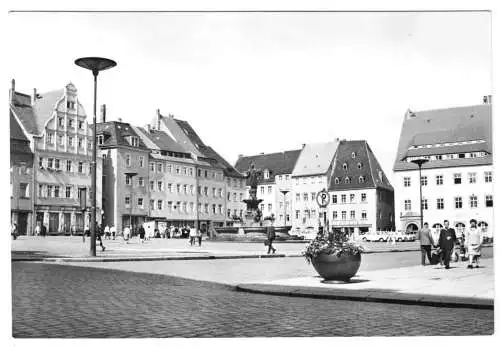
[411,158,429,230]
[75,57,116,256]
[280,190,289,227]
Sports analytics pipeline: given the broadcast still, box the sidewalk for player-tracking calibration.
[11,236,434,262]
[236,259,495,309]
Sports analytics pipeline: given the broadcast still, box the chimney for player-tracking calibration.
[118,117,122,122]
[10,79,15,103]
[302,143,306,148]
[169,113,174,119]
[146,124,151,132]
[238,154,243,159]
[156,109,161,129]
[32,88,37,105]
[100,104,106,123]
[483,95,492,104]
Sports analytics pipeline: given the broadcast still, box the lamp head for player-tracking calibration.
[75,57,117,75]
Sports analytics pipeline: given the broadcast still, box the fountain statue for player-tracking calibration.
[214,162,292,241]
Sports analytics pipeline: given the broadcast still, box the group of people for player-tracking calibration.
[418,219,484,269]
[189,227,203,246]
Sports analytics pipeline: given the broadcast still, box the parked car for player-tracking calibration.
[363,232,388,242]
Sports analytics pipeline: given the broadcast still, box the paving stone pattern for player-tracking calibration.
[12,262,493,338]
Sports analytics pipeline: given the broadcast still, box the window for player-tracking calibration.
[189,168,193,176]
[68,136,74,147]
[78,120,83,129]
[311,210,316,218]
[484,171,492,183]
[305,210,310,219]
[296,210,300,219]
[264,170,270,179]
[58,117,64,127]
[190,202,194,212]
[19,183,29,198]
[212,188,216,197]
[47,133,54,144]
[404,200,411,211]
[150,162,155,172]
[157,200,163,210]
[350,194,355,203]
[332,211,338,220]
[139,156,144,167]
[97,135,104,145]
[334,177,340,184]
[296,193,300,202]
[150,200,155,210]
[184,185,189,195]
[125,154,131,167]
[182,167,187,175]
[78,162,83,173]
[357,162,363,169]
[361,193,367,202]
[311,192,316,201]
[190,185,194,195]
[341,194,346,204]
[47,185,53,197]
[67,101,75,109]
[469,195,478,208]
[437,198,444,210]
[204,204,209,213]
[332,195,337,204]
[137,177,144,187]
[359,176,365,183]
[468,172,477,184]
[268,204,272,212]
[260,186,264,195]
[88,140,92,150]
[436,175,443,185]
[204,170,208,178]
[150,181,155,191]
[351,152,356,158]
[168,183,173,193]
[303,193,308,201]
[125,175,132,185]
[240,193,243,202]
[421,176,427,186]
[58,135,64,146]
[361,211,367,220]
[38,157,44,168]
[168,201,173,212]
[485,195,493,207]
[343,163,348,171]
[125,196,131,206]
[454,173,462,184]
[403,177,411,187]
[345,177,350,184]
[350,211,355,220]
[47,158,54,168]
[219,188,223,197]
[455,197,463,209]
[65,186,71,198]
[422,199,428,210]
[157,181,163,191]
[341,211,347,220]
[260,204,264,211]
[38,184,44,197]
[218,205,223,214]
[138,198,144,208]
[131,137,139,147]
[68,120,74,128]
[203,186,208,196]
[78,137,83,148]
[268,186,272,194]
[157,163,163,172]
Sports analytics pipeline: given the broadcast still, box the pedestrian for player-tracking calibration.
[466,219,483,269]
[123,225,131,243]
[83,226,89,243]
[110,225,116,240]
[189,226,197,246]
[417,222,433,265]
[41,224,47,237]
[266,226,276,254]
[71,224,76,237]
[35,222,41,237]
[138,224,146,244]
[11,222,18,240]
[438,220,457,269]
[96,223,106,251]
[103,225,110,240]
[429,225,443,266]
[196,227,202,247]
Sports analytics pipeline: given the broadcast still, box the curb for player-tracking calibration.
[235,283,494,310]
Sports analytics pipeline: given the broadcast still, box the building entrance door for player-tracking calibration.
[17,213,28,235]
[49,213,59,233]
[76,213,84,233]
[64,213,71,234]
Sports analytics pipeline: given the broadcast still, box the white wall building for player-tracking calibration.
[393,98,493,237]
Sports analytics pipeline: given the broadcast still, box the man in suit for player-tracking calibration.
[438,220,457,269]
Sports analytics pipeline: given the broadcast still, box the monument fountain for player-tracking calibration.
[214,163,292,241]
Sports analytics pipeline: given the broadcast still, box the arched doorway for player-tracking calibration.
[406,223,419,232]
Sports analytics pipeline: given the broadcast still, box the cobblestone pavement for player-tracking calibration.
[12,262,493,338]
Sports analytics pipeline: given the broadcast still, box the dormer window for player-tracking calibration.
[357,162,363,169]
[359,176,365,183]
[351,152,356,159]
[334,177,340,184]
[264,169,270,179]
[343,163,348,171]
[67,101,75,110]
[97,135,104,145]
[131,136,139,147]
[345,177,351,184]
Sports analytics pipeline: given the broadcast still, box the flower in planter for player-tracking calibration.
[302,229,365,264]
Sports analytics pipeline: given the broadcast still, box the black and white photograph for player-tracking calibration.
[5,1,496,341]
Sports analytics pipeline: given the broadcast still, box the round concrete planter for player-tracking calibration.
[311,252,361,281]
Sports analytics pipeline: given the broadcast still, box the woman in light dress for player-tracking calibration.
[465,219,483,269]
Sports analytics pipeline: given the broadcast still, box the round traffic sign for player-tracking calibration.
[316,189,330,207]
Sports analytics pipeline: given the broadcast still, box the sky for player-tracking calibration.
[7,11,492,184]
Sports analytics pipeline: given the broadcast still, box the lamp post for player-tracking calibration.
[411,158,429,230]
[75,57,116,256]
[280,190,289,227]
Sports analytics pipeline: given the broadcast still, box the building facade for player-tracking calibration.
[10,111,34,235]
[393,99,493,237]
[328,140,395,238]
[291,141,340,237]
[235,150,301,224]
[10,80,102,234]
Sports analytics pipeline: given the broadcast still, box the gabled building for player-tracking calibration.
[235,150,302,223]
[393,97,493,236]
[134,125,199,228]
[291,140,340,237]
[10,111,34,235]
[328,140,395,237]
[97,112,150,233]
[10,79,102,234]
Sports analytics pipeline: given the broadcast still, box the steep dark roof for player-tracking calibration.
[174,118,243,177]
[394,104,492,171]
[134,127,188,154]
[10,111,33,164]
[10,110,29,142]
[329,140,393,191]
[235,150,302,184]
[97,122,149,150]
